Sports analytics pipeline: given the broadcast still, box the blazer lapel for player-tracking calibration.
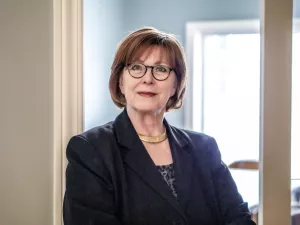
[164,121,194,211]
[166,123,220,220]
[114,109,186,219]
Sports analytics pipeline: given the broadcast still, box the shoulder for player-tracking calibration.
[65,121,120,179]
[170,125,221,163]
[170,125,216,148]
[66,121,117,159]
[78,121,115,144]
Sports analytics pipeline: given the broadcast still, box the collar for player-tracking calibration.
[114,108,188,151]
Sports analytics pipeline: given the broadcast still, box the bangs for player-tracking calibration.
[124,37,177,69]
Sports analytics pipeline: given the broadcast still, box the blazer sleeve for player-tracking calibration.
[208,137,256,225]
[63,135,122,225]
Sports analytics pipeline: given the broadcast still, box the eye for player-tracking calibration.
[131,64,143,71]
[155,65,168,73]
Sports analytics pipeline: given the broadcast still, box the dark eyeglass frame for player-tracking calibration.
[126,63,175,81]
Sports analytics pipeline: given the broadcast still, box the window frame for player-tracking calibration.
[185,17,299,225]
[184,19,300,131]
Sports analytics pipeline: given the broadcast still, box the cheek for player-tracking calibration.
[120,76,138,97]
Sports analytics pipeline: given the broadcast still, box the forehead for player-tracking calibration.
[132,45,173,65]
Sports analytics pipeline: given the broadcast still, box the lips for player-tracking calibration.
[137,92,157,98]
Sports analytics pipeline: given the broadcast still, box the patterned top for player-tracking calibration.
[157,163,178,199]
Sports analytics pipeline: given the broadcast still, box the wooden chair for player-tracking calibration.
[228,160,259,223]
[228,160,300,225]
[228,160,259,170]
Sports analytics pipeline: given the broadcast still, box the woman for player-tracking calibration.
[63,27,255,225]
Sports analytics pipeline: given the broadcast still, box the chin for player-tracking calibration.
[131,102,164,114]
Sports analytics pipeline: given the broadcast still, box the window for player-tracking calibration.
[186,20,300,207]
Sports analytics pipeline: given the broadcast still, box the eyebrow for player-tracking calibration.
[134,60,171,66]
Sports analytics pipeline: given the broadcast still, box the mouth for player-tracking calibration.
[137,92,157,98]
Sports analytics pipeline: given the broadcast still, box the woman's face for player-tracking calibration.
[119,46,177,114]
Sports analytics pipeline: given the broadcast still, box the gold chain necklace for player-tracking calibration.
[138,129,167,143]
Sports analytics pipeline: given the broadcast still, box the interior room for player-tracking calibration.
[0,0,299,224]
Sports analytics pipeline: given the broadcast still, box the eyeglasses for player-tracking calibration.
[127,63,175,81]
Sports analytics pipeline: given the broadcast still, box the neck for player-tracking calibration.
[126,106,165,136]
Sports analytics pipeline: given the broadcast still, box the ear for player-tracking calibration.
[171,79,177,96]
[119,73,124,94]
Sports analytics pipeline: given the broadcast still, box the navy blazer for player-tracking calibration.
[63,109,255,225]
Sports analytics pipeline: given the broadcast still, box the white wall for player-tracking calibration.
[0,1,54,225]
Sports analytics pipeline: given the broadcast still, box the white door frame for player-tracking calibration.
[260,0,293,224]
[53,0,83,224]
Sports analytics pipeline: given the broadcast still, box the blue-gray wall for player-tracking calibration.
[84,0,123,130]
[123,0,261,44]
[84,0,299,130]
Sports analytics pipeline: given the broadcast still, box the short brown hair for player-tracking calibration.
[109,27,187,111]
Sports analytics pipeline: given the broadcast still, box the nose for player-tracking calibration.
[141,67,154,84]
